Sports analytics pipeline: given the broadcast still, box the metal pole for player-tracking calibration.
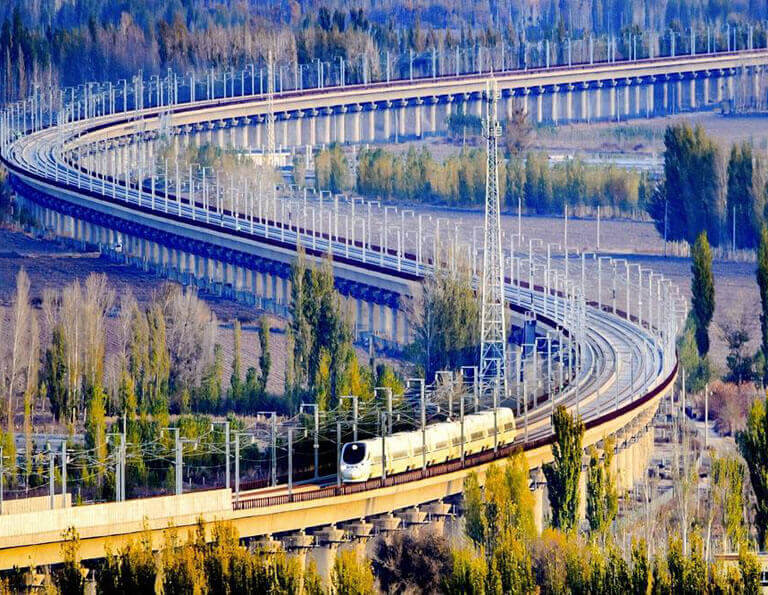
[420,380,426,471]
[49,445,55,509]
[288,429,294,496]
[336,421,342,488]
[235,433,240,502]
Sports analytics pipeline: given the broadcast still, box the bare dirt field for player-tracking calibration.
[376,111,768,161]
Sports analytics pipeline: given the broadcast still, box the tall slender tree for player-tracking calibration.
[737,396,768,548]
[757,225,768,383]
[543,405,585,532]
[691,231,715,357]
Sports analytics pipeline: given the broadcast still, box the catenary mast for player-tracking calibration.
[479,77,508,400]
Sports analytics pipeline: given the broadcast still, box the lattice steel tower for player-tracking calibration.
[266,51,276,167]
[480,78,508,399]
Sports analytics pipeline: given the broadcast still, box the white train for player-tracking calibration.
[340,408,516,482]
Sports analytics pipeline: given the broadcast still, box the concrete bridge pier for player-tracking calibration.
[282,530,314,575]
[342,519,374,561]
[350,105,360,144]
[609,81,617,121]
[250,533,282,555]
[530,468,547,534]
[421,501,452,536]
[690,74,697,110]
[429,97,437,136]
[310,526,346,584]
[646,79,655,116]
[337,106,347,144]
[594,82,602,120]
[521,88,530,118]
[728,69,735,103]
[368,103,377,142]
[445,94,453,121]
[551,85,559,125]
[324,108,333,145]
[536,88,544,124]
[280,113,289,148]
[309,110,317,147]
[383,102,392,140]
[398,100,407,138]
[395,506,428,529]
[295,111,303,147]
[625,79,633,119]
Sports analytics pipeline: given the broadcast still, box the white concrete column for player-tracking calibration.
[384,102,392,140]
[728,70,735,102]
[565,84,573,122]
[414,99,423,138]
[676,77,683,111]
[552,85,559,124]
[580,84,588,121]
[536,88,543,124]
[609,81,617,120]
[282,114,290,148]
[716,71,724,103]
[337,106,346,144]
[324,108,332,145]
[398,100,407,138]
[594,83,602,120]
[521,89,529,117]
[255,117,263,148]
[309,109,317,146]
[352,105,361,143]
[391,307,399,343]
[295,112,303,146]
[690,75,697,109]
[703,73,710,105]
[429,98,437,135]
[623,79,630,118]
[368,103,377,142]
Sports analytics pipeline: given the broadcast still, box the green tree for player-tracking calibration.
[648,123,724,245]
[98,533,157,593]
[54,527,85,595]
[86,383,107,491]
[332,550,375,595]
[409,271,480,382]
[757,225,768,383]
[464,472,486,546]
[146,304,170,407]
[739,547,762,595]
[586,437,618,540]
[727,142,764,250]
[43,324,69,422]
[691,231,715,357]
[229,319,242,403]
[544,405,585,533]
[737,395,768,548]
[444,547,488,595]
[257,316,271,398]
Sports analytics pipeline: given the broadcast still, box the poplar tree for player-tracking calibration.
[757,225,768,383]
[257,317,271,397]
[736,396,768,548]
[691,231,715,357]
[229,319,242,402]
[586,437,618,540]
[544,405,585,533]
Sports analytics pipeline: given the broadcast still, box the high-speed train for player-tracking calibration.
[340,408,516,482]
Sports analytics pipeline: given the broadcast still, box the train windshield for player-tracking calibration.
[342,443,366,465]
